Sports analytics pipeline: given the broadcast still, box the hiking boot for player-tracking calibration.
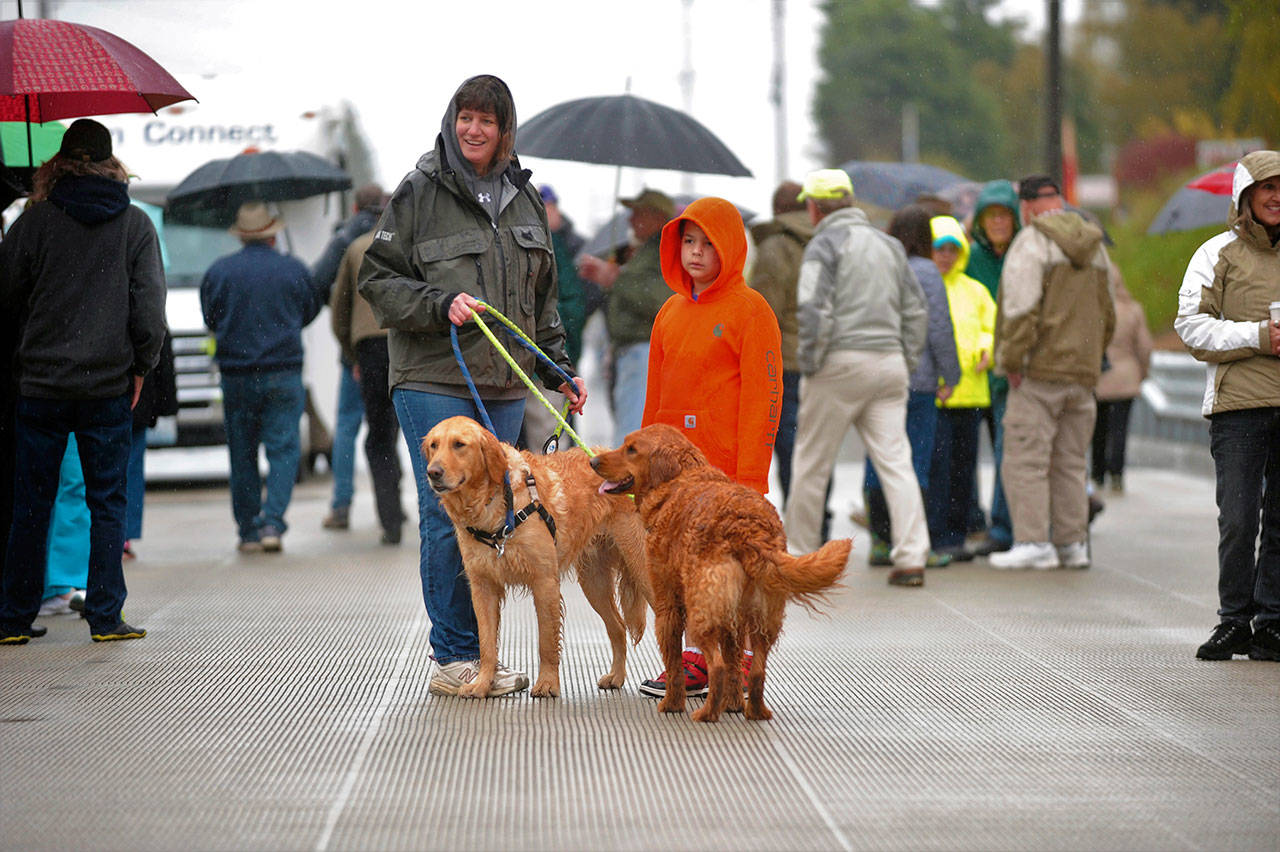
[1196,621,1252,660]
[380,526,402,546]
[1056,541,1090,569]
[91,621,146,642]
[429,659,529,696]
[639,649,710,698]
[888,567,924,587]
[259,526,283,553]
[867,538,892,567]
[925,550,953,568]
[322,507,349,530]
[1,627,31,645]
[1247,621,1280,662]
[989,541,1059,570]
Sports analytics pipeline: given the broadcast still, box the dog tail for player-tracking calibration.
[759,538,851,610]
[618,568,648,646]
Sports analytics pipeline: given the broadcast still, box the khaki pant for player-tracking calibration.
[1000,377,1096,545]
[785,350,929,566]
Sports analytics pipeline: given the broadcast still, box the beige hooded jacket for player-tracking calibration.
[1175,150,1280,416]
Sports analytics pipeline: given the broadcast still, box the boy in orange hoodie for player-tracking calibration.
[635,195,783,698]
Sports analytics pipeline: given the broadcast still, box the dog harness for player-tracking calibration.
[465,473,557,557]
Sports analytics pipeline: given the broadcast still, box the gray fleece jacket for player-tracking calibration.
[795,206,927,375]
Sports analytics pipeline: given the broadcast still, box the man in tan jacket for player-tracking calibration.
[990,176,1115,570]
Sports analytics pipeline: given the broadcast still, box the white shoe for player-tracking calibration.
[989,541,1059,570]
[1056,541,1090,569]
[429,659,530,696]
[38,593,74,616]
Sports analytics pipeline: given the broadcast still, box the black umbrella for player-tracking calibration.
[578,194,757,260]
[165,149,351,227]
[518,94,752,177]
[837,160,970,211]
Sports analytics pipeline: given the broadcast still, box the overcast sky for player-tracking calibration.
[4,0,1078,233]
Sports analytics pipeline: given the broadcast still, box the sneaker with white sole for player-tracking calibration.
[429,659,529,696]
[989,541,1059,570]
[1056,541,1090,569]
[38,593,75,616]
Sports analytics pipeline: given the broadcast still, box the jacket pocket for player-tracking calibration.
[414,231,490,294]
[510,225,551,317]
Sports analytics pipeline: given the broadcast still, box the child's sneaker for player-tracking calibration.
[38,593,75,616]
[639,650,709,698]
[867,537,892,566]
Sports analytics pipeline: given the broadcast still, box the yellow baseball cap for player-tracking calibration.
[797,169,854,202]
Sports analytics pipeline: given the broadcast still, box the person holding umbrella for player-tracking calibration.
[0,118,166,644]
[359,74,586,697]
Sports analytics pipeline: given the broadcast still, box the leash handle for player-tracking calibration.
[466,308,593,457]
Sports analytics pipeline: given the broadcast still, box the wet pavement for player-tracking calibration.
[1,448,1277,851]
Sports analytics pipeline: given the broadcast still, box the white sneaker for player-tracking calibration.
[38,593,74,616]
[989,541,1059,570]
[429,659,530,696]
[1056,541,1090,569]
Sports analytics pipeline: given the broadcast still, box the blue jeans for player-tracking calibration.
[1208,407,1280,625]
[774,370,801,501]
[331,361,364,510]
[988,384,1012,546]
[927,407,983,550]
[221,370,305,541]
[611,342,649,447]
[393,389,525,664]
[1,393,133,634]
[125,423,146,540]
[864,390,937,544]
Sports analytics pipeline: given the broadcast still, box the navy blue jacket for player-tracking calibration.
[200,243,322,374]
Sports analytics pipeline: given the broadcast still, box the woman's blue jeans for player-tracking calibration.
[393,389,525,664]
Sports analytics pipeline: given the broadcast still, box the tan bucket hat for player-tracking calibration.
[228,201,283,239]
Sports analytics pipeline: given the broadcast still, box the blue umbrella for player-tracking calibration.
[837,160,970,211]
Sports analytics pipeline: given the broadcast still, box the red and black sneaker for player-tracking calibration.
[639,650,709,698]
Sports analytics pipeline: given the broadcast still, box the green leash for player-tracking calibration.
[468,302,594,457]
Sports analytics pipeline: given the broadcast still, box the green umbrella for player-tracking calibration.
[0,120,65,168]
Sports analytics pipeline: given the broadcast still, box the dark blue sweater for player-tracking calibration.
[199,243,322,374]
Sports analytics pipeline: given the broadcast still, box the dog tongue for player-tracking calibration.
[598,480,619,495]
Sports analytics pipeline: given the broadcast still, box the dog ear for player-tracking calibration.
[480,429,508,486]
[646,441,685,486]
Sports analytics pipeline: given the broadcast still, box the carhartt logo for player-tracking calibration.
[713,323,724,337]
[684,415,696,429]
[375,229,394,241]
[477,192,493,204]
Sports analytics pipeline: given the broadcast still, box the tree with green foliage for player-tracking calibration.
[1222,0,1280,138]
[812,0,1013,178]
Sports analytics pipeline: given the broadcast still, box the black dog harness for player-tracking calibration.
[465,473,556,556]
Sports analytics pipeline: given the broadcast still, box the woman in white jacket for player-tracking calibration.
[1175,149,1280,663]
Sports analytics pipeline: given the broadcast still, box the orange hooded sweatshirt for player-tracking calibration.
[643,196,782,493]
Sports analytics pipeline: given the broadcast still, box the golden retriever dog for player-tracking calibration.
[591,424,851,722]
[422,415,649,699]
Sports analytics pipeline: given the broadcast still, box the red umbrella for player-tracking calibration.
[0,18,194,182]
[1186,162,1236,196]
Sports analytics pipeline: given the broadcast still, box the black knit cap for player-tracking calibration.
[1017,174,1060,201]
[58,118,113,163]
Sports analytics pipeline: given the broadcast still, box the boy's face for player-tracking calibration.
[681,221,721,288]
[933,242,960,276]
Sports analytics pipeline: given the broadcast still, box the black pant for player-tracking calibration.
[355,338,404,535]
[1208,408,1280,625]
[1091,398,1133,482]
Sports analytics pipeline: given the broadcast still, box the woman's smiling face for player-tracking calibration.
[455,108,499,174]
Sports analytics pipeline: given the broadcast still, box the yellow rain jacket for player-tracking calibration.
[931,216,995,408]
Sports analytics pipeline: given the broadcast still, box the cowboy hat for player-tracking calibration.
[228,201,283,240]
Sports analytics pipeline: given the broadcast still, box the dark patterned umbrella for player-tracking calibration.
[165,150,352,227]
[837,160,970,212]
[517,94,752,177]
